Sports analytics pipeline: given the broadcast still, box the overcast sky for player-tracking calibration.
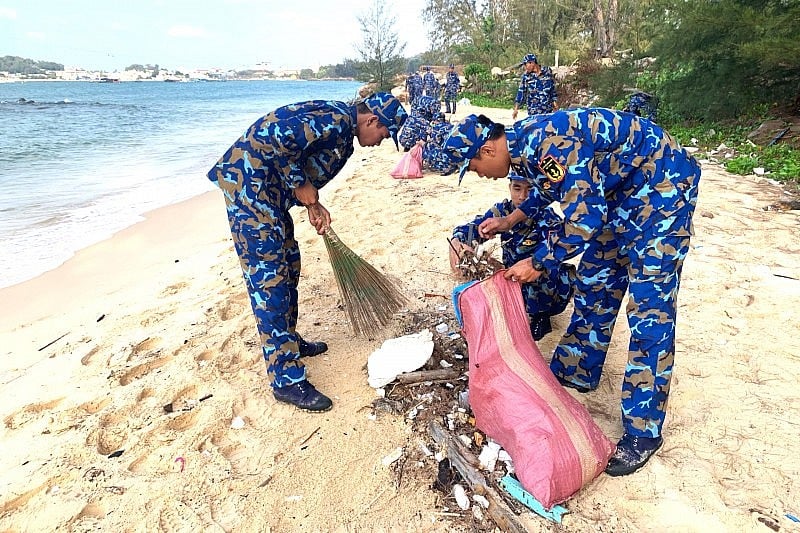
[0,0,430,71]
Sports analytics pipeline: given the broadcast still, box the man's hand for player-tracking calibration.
[307,203,331,235]
[478,216,511,239]
[294,181,319,207]
[448,238,474,271]
[504,258,543,284]
[512,108,519,120]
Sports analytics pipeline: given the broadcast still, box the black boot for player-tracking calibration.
[555,375,592,394]
[273,380,332,412]
[529,315,552,341]
[297,334,328,358]
[605,434,663,476]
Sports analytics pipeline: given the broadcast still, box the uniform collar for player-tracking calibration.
[349,105,358,129]
[506,127,523,166]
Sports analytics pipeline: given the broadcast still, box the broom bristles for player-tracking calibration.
[322,227,407,336]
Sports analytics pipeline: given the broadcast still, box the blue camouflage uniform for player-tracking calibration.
[399,96,443,151]
[422,67,440,99]
[421,118,454,173]
[452,181,574,340]
[412,95,442,120]
[443,66,461,114]
[443,108,701,440]
[623,91,658,122]
[207,95,407,390]
[515,54,558,115]
[406,72,423,106]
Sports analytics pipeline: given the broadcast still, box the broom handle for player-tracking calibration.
[323,225,341,244]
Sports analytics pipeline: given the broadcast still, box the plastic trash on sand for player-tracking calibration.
[367,329,434,388]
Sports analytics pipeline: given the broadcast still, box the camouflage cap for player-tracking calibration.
[441,114,495,184]
[508,173,529,182]
[523,53,538,64]
[362,92,408,150]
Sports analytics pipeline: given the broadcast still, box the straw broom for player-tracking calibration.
[322,226,407,336]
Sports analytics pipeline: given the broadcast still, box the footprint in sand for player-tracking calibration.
[126,443,180,475]
[127,336,162,360]
[158,500,207,533]
[0,478,54,516]
[215,298,247,322]
[80,345,102,366]
[4,397,64,430]
[116,336,171,385]
[216,333,261,374]
[161,281,188,297]
[92,411,130,455]
[161,384,207,432]
[78,397,112,415]
[166,383,203,412]
[68,501,107,531]
[210,498,242,532]
[195,349,215,366]
[117,354,172,386]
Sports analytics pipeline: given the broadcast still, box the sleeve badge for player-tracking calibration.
[539,155,566,183]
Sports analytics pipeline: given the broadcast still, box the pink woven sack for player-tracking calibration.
[456,271,614,509]
[390,143,423,179]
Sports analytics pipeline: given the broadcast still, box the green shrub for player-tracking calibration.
[460,91,514,109]
[725,155,759,176]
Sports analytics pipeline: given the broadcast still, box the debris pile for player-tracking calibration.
[371,305,552,531]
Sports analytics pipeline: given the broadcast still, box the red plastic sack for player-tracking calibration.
[456,271,614,509]
[390,143,423,179]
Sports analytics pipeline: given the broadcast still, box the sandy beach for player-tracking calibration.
[2,103,800,532]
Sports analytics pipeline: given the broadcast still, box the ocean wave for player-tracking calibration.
[0,98,134,108]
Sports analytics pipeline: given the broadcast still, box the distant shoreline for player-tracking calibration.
[0,76,358,84]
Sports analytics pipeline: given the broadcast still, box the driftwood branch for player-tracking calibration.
[38,332,69,352]
[428,420,527,533]
[396,368,461,384]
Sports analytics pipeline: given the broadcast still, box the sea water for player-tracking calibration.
[0,79,363,288]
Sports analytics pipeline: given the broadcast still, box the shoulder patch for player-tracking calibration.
[539,155,566,183]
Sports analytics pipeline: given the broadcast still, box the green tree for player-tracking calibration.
[354,1,406,91]
[649,0,800,120]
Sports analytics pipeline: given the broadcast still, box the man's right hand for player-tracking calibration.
[307,203,331,235]
[478,216,511,239]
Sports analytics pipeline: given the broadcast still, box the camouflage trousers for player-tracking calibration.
[549,204,695,438]
[522,263,575,338]
[224,200,306,389]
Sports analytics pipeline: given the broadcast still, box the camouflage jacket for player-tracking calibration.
[515,66,558,115]
[444,71,460,99]
[207,100,356,213]
[508,108,701,273]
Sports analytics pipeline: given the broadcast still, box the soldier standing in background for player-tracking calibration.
[443,63,461,114]
[422,65,440,99]
[512,53,558,120]
[405,69,423,107]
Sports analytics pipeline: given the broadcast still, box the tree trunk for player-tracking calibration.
[593,0,607,57]
[607,0,618,57]
[593,0,618,58]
